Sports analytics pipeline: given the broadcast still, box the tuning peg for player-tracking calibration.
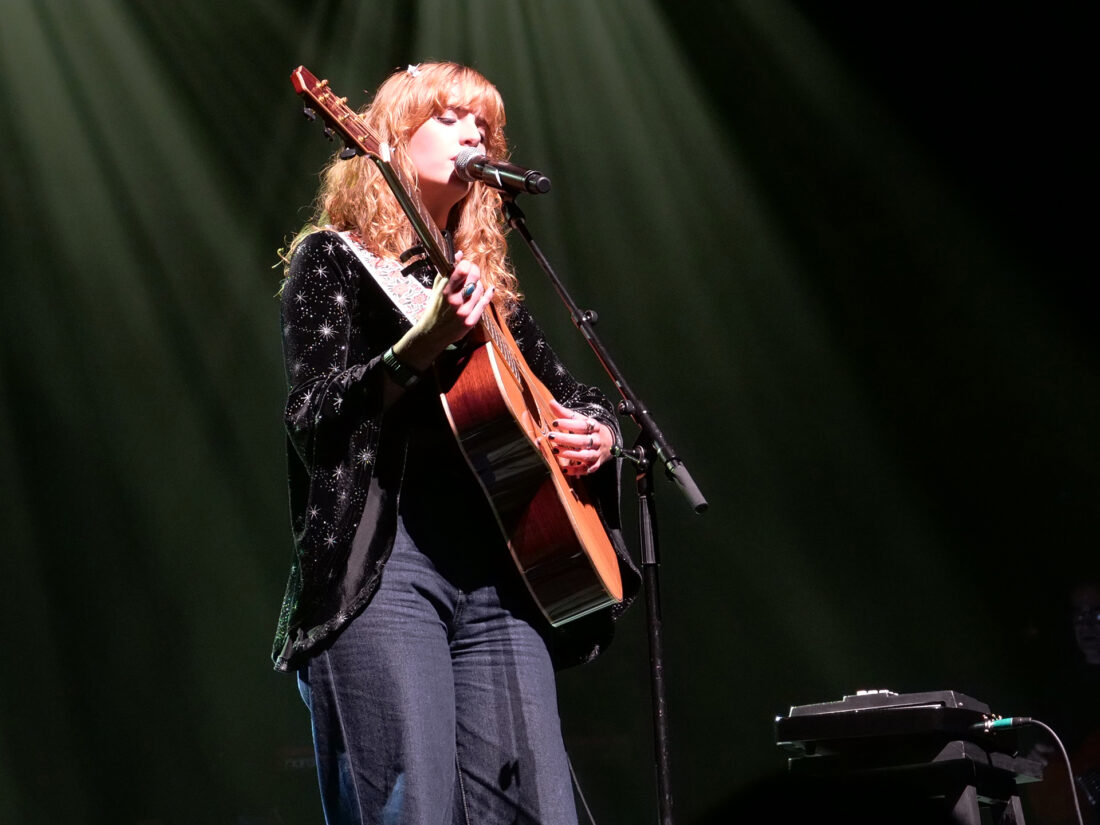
[338,147,360,160]
[322,126,335,141]
[302,107,317,121]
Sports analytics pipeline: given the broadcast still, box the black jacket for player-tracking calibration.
[272,230,639,671]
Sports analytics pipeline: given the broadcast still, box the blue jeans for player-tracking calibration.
[297,514,579,825]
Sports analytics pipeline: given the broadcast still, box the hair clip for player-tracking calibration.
[406,64,421,77]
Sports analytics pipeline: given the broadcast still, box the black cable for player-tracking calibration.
[972,716,1085,825]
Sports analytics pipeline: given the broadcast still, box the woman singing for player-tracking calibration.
[272,62,639,824]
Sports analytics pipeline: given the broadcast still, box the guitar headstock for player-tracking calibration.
[291,66,380,160]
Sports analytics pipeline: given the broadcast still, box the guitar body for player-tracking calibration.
[439,304,623,626]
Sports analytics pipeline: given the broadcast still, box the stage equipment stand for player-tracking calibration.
[775,690,1043,824]
[501,195,708,825]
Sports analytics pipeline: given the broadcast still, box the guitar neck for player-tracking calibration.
[367,155,454,276]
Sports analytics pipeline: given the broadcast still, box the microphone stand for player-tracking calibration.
[500,194,707,825]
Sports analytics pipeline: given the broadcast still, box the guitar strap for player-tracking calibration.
[334,229,432,326]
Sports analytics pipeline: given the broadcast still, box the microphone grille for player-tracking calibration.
[454,147,481,181]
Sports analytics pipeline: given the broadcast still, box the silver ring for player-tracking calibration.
[462,282,476,299]
[587,435,595,450]
[585,419,595,434]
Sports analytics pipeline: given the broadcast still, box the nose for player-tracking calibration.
[459,115,482,147]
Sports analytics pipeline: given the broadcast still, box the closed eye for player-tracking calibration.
[437,108,487,144]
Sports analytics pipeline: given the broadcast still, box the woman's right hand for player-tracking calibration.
[391,251,494,373]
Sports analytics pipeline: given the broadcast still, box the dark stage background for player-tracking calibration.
[2,2,1095,822]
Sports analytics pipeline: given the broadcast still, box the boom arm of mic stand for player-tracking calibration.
[615,402,707,514]
[499,196,708,515]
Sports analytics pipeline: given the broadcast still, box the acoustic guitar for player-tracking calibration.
[290,66,623,626]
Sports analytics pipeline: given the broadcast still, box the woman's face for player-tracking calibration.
[407,103,487,226]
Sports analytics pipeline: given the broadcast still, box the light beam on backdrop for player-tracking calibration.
[0,0,966,820]
[0,0,313,820]
[2,1,1094,823]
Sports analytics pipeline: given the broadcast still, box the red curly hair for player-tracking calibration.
[292,62,520,309]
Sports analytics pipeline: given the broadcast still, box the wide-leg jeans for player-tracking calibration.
[298,515,579,825]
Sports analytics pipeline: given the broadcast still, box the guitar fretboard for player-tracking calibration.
[481,314,525,392]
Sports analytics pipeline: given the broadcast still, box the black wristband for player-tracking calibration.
[382,346,422,388]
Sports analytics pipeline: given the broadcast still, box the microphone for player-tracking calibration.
[455,148,552,195]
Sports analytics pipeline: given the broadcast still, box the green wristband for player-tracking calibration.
[382,347,422,389]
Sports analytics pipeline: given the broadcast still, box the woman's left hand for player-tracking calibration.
[547,399,614,477]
